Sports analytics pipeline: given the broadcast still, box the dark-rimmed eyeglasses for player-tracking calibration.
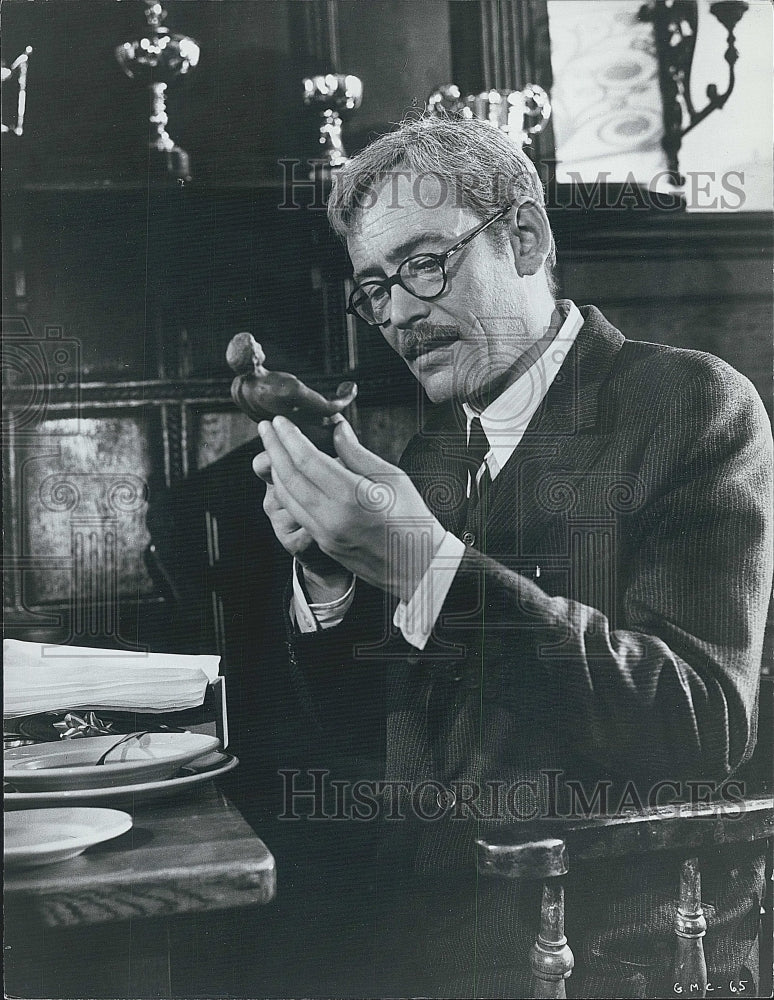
[346,204,513,327]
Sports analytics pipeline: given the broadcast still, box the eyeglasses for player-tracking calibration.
[346,203,513,327]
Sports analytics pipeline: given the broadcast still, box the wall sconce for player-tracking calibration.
[640,0,749,185]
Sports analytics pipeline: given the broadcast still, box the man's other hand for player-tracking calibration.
[257,415,445,602]
[252,449,352,603]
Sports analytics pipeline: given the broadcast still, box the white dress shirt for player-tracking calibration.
[293,302,583,647]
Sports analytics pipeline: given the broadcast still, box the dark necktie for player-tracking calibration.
[466,417,490,513]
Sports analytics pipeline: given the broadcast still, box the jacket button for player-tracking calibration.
[437,787,456,811]
[462,530,475,546]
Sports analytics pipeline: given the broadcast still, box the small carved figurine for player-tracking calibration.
[226,332,357,450]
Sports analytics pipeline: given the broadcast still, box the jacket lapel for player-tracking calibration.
[484,305,626,558]
[401,401,470,536]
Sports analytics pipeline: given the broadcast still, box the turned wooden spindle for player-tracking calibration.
[673,857,708,998]
[530,881,574,999]
[476,836,574,999]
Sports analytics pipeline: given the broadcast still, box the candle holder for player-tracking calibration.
[115,1,200,182]
[302,73,363,174]
[427,83,551,148]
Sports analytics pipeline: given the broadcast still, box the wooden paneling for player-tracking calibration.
[4,188,347,384]
[337,0,453,144]
[555,214,772,415]
[196,411,260,469]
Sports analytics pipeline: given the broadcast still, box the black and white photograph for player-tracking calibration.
[2,2,772,998]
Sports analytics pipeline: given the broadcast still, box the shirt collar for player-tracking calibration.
[462,301,583,475]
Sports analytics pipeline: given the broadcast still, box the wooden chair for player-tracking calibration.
[476,678,774,999]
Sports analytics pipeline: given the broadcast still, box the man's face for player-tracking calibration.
[346,172,538,406]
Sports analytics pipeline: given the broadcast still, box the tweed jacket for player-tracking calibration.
[286,304,773,998]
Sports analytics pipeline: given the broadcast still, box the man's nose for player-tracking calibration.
[388,284,432,330]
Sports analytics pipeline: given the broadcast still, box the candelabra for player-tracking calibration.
[427,83,551,149]
[302,73,363,173]
[115,1,200,182]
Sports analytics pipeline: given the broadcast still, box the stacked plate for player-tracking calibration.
[4,731,238,809]
[4,733,238,869]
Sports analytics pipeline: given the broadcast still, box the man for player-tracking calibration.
[254,116,772,998]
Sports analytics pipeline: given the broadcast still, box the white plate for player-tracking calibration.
[4,751,238,809]
[4,807,133,868]
[4,733,221,791]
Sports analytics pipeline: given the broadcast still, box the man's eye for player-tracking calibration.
[354,283,385,303]
[368,285,390,304]
[406,256,438,276]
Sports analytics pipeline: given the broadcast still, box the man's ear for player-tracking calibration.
[506,199,552,276]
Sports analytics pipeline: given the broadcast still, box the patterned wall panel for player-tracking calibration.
[196,411,260,470]
[547,0,668,184]
[21,418,154,610]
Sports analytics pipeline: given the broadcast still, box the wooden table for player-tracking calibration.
[4,785,276,998]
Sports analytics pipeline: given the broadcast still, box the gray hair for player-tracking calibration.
[327,114,556,276]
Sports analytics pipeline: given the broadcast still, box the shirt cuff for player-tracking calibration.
[393,531,466,650]
[291,558,356,632]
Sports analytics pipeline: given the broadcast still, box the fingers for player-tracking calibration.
[263,483,305,532]
[262,485,314,555]
[252,451,272,484]
[258,423,325,537]
[332,418,396,477]
[261,414,395,490]
[260,416,353,501]
[261,483,281,516]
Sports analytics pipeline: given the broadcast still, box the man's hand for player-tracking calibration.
[252,450,352,603]
[257,415,446,602]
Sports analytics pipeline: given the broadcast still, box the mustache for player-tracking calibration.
[402,323,460,361]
